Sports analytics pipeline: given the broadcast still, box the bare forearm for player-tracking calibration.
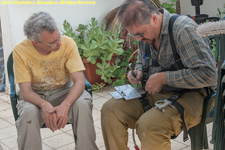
[19,85,48,109]
[61,80,85,107]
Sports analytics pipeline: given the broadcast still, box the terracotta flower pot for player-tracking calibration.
[82,54,116,84]
[82,58,102,84]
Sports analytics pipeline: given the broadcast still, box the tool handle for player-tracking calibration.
[129,63,137,78]
[131,71,137,78]
[134,146,140,150]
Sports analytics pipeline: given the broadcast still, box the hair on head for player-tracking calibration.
[117,0,159,28]
[24,12,57,41]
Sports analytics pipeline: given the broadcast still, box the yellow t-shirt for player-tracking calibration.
[13,36,85,92]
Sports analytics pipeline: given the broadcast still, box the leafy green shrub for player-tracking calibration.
[113,40,138,86]
[217,3,225,20]
[161,0,177,14]
[63,18,124,84]
[92,83,105,92]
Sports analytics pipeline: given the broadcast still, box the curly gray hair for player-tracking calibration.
[24,12,57,41]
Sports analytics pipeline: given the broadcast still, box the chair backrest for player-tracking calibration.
[7,51,92,122]
[211,35,225,150]
[7,52,19,121]
[187,34,223,150]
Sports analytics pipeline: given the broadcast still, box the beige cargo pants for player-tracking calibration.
[101,89,207,150]
[16,87,98,150]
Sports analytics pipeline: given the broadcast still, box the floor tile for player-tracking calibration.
[0,94,10,103]
[92,94,101,100]
[206,122,213,136]
[128,141,141,150]
[4,116,16,126]
[171,140,188,150]
[173,132,190,146]
[0,126,17,140]
[55,142,75,150]
[98,145,106,150]
[93,86,114,97]
[0,92,6,96]
[0,142,11,150]
[42,132,74,149]
[94,125,102,134]
[65,129,73,136]
[1,135,17,149]
[0,99,5,104]
[94,119,101,130]
[0,108,14,119]
[177,146,190,150]
[92,109,101,121]
[93,96,108,105]
[0,118,13,130]
[0,102,11,111]
[41,128,63,139]
[206,135,214,150]
[92,97,108,110]
[96,132,105,148]
[60,124,73,132]
[42,143,53,150]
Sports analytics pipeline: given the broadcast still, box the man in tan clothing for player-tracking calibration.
[101,0,217,150]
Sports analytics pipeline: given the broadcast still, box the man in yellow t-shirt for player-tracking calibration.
[13,12,98,150]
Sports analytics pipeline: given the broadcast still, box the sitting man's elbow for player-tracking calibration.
[206,71,218,86]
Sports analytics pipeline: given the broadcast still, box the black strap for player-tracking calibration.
[139,15,192,140]
[168,15,185,70]
[168,15,188,142]
[142,43,150,89]
[139,43,151,112]
[169,16,213,96]
[138,94,151,112]
[168,93,189,142]
[144,43,151,60]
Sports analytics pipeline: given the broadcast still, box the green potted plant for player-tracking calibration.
[113,40,138,86]
[217,3,225,20]
[63,18,124,84]
[161,0,177,14]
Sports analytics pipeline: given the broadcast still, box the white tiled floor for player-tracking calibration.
[0,85,214,150]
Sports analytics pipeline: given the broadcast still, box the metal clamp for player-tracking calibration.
[155,98,175,112]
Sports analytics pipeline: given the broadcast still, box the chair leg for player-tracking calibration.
[188,124,204,150]
[203,125,209,149]
[71,124,77,143]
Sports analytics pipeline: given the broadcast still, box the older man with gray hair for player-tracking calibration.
[13,12,98,150]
